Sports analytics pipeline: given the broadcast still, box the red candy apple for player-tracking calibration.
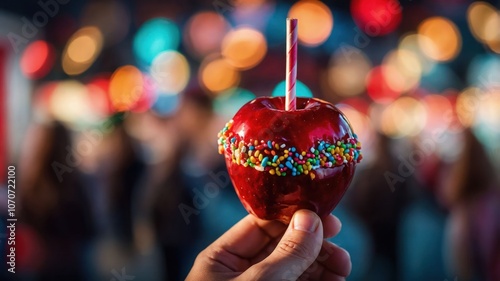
[217,96,362,223]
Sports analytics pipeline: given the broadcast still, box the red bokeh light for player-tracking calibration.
[351,0,402,36]
[131,75,156,113]
[366,66,401,103]
[20,40,55,79]
[87,76,114,116]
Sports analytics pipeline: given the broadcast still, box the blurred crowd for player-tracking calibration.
[0,0,500,281]
[1,88,498,281]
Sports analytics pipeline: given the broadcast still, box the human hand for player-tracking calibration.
[186,209,351,281]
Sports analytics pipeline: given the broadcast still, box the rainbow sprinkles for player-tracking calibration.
[217,120,363,180]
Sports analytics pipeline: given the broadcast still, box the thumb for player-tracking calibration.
[250,209,323,281]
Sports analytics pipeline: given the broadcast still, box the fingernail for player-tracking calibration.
[293,210,319,233]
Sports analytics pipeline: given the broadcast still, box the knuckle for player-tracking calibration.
[276,237,311,261]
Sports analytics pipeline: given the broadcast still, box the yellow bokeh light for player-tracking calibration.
[398,33,436,74]
[151,51,190,95]
[467,2,500,53]
[109,65,144,111]
[417,17,461,62]
[200,56,240,93]
[62,26,103,75]
[49,80,94,124]
[327,48,372,97]
[467,2,498,42]
[67,35,97,63]
[382,49,422,93]
[380,97,427,138]
[288,0,333,46]
[456,87,482,127]
[221,27,267,70]
[477,90,500,132]
[483,11,500,53]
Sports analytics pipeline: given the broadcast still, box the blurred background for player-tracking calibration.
[0,0,499,280]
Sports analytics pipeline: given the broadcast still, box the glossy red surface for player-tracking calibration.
[222,96,358,223]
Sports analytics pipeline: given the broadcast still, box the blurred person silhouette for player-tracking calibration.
[129,111,200,281]
[174,87,247,276]
[346,133,414,281]
[398,136,449,281]
[18,120,95,280]
[79,116,146,279]
[98,120,144,245]
[441,129,500,281]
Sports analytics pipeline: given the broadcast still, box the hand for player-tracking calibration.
[186,209,351,281]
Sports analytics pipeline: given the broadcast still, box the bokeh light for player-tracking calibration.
[33,82,58,118]
[467,1,500,52]
[271,80,313,98]
[221,27,267,70]
[213,88,256,118]
[109,65,145,111]
[417,17,461,62]
[49,80,94,124]
[200,56,240,93]
[288,0,333,46]
[152,94,180,116]
[380,97,426,138]
[422,94,453,132]
[351,0,402,36]
[327,48,372,97]
[131,75,156,113]
[398,33,436,74]
[467,54,500,89]
[184,11,230,58]
[62,26,103,75]
[336,103,373,145]
[366,66,401,104]
[382,49,422,93]
[150,51,190,95]
[133,18,180,65]
[476,90,500,133]
[87,76,114,117]
[20,40,55,79]
[456,87,482,128]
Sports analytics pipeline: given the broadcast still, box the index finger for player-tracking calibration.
[213,213,340,260]
[213,214,287,259]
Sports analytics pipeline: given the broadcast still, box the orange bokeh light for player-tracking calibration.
[221,27,267,70]
[418,17,461,62]
[200,56,240,93]
[62,26,103,75]
[288,0,333,46]
[109,65,145,111]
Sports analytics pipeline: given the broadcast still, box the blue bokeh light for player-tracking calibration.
[133,18,180,65]
[214,88,256,118]
[271,80,314,98]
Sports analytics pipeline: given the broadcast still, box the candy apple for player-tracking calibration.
[217,96,362,223]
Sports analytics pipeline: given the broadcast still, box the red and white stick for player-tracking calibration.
[285,18,297,111]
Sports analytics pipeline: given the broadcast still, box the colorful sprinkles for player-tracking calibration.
[217,120,363,179]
